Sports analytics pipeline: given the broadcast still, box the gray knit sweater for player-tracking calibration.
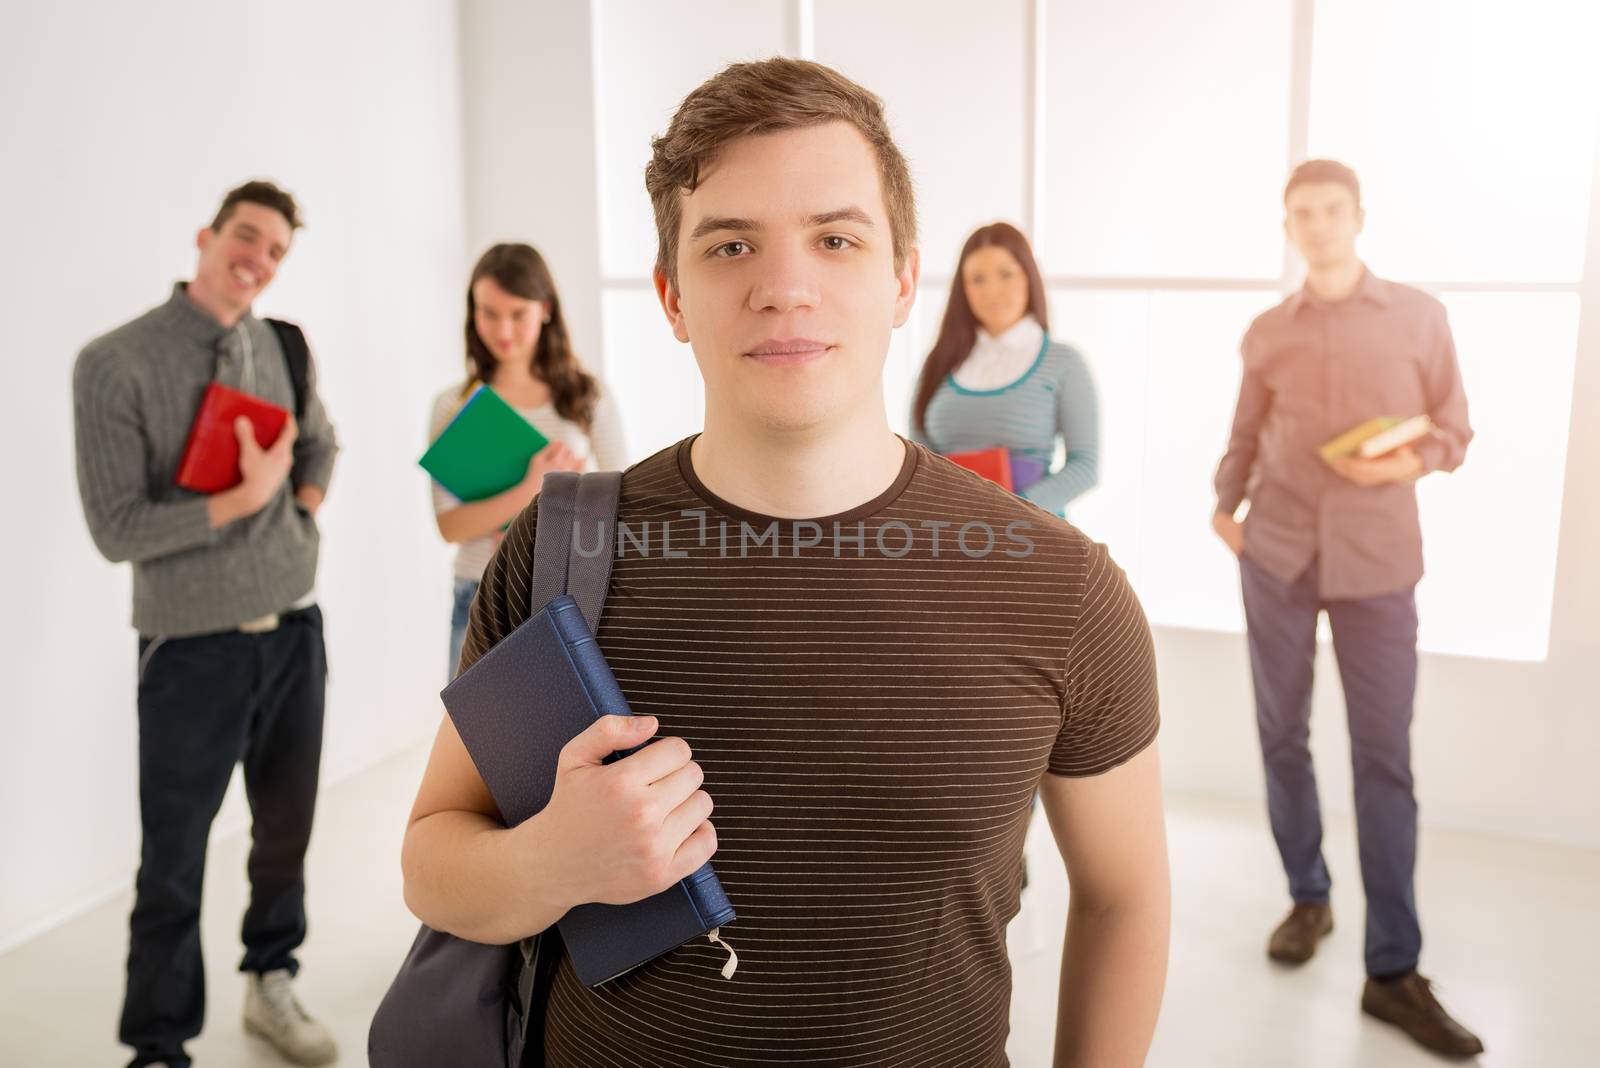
[73,284,340,637]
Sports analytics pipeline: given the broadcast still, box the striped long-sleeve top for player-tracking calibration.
[913,319,1100,517]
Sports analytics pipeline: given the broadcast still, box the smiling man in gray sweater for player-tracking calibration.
[73,180,340,1068]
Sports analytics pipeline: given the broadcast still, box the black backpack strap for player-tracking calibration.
[531,471,621,633]
[265,318,310,420]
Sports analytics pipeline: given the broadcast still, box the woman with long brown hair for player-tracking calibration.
[427,243,627,677]
[910,222,1099,516]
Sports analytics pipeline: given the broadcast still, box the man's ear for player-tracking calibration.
[196,227,212,253]
[654,268,691,343]
[891,245,921,330]
[1354,207,1366,237]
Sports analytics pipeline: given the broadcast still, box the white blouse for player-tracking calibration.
[952,315,1046,391]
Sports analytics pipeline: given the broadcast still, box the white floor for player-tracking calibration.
[1,742,1595,1067]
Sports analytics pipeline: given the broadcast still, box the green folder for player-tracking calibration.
[419,385,549,501]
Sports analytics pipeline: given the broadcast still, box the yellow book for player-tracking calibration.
[1318,415,1433,464]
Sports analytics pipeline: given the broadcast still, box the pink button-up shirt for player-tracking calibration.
[1214,268,1473,600]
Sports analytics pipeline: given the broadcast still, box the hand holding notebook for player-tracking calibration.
[444,593,736,986]
[175,382,293,493]
[440,471,736,988]
[420,384,555,501]
[530,712,719,908]
[1318,415,1433,464]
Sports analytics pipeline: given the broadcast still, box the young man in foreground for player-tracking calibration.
[404,59,1168,1067]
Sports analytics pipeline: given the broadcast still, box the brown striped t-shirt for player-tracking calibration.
[461,436,1160,1068]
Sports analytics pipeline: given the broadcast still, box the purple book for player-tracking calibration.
[1010,456,1047,494]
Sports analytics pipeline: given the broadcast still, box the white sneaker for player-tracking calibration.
[243,969,339,1066]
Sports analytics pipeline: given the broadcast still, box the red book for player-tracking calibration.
[175,382,291,493]
[945,446,1014,492]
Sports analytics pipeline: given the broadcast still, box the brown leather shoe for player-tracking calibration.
[1267,902,1333,964]
[1362,971,1485,1058]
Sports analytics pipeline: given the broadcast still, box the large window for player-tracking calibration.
[590,0,1597,661]
[1039,0,1292,279]
[1303,0,1597,660]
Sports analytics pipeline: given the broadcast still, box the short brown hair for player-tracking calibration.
[644,57,917,285]
[1284,159,1361,210]
[210,179,304,233]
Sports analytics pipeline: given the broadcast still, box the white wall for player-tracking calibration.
[0,0,467,951]
[456,0,605,379]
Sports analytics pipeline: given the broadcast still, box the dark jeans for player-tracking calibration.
[121,606,326,1068]
[1240,555,1422,977]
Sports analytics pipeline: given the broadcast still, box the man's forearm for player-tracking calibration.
[436,484,531,544]
[401,809,568,945]
[1053,896,1170,1068]
[206,485,259,530]
[86,494,218,563]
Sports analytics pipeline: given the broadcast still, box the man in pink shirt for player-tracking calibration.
[1213,159,1482,1057]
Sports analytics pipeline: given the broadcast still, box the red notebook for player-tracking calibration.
[946,446,1014,492]
[175,382,291,493]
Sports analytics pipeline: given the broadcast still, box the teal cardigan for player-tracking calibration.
[911,336,1100,516]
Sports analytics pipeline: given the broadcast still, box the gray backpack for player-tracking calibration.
[369,471,621,1068]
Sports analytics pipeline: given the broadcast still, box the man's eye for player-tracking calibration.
[821,235,853,251]
[713,241,751,258]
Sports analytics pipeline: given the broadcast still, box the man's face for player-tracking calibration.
[656,121,918,436]
[194,202,292,312]
[1284,182,1363,270]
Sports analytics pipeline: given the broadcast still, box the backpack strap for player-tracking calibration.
[265,318,310,421]
[567,472,622,630]
[531,471,622,633]
[515,469,622,1050]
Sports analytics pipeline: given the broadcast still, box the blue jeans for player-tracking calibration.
[1240,554,1421,977]
[449,578,480,681]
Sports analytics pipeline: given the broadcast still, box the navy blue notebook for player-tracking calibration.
[441,594,736,987]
